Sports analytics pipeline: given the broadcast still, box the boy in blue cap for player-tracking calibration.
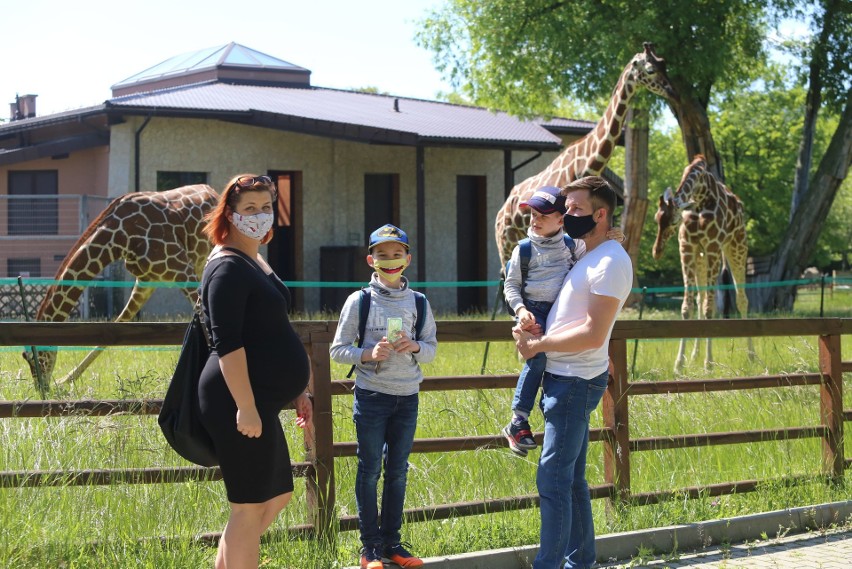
[502,187,622,456]
[330,224,438,569]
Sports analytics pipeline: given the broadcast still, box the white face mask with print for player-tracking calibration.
[231,212,274,240]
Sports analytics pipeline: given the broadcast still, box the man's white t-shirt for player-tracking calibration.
[544,239,633,379]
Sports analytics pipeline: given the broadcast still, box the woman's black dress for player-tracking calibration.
[198,249,310,503]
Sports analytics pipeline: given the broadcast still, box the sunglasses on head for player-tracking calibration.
[233,175,273,190]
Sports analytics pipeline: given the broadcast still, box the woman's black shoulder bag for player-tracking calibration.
[158,293,218,467]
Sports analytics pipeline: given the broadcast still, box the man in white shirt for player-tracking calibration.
[514,176,633,569]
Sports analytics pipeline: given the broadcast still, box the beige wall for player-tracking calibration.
[2,117,580,313]
[0,147,111,279]
[109,117,528,313]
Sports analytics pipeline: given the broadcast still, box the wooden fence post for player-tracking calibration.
[305,330,337,540]
[604,338,631,506]
[818,333,844,479]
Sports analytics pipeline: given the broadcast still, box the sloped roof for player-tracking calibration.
[106,82,573,148]
[111,42,311,97]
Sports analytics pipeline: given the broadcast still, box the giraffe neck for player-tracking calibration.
[37,245,118,322]
[581,65,638,174]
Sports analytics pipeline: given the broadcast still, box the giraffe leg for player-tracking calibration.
[56,284,155,384]
[702,249,724,372]
[727,244,756,362]
[676,241,698,374]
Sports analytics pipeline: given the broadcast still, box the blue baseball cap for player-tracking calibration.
[369,224,409,250]
[520,186,567,214]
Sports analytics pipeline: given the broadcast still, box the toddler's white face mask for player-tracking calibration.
[231,212,273,240]
[372,258,409,283]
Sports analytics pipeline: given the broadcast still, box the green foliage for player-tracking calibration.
[416,0,771,118]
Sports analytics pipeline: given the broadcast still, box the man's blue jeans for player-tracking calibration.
[512,299,553,416]
[353,386,419,547]
[534,370,608,569]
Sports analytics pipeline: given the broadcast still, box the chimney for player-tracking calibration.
[10,94,37,121]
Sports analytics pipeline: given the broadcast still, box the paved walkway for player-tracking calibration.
[599,526,852,568]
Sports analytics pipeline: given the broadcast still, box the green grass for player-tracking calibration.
[1,297,850,568]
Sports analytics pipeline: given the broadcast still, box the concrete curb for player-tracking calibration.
[342,500,852,568]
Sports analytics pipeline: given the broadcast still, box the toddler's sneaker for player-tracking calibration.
[360,544,384,569]
[383,542,423,567]
[502,417,537,456]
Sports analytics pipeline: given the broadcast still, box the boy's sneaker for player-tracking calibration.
[383,542,423,567]
[502,417,537,456]
[360,544,384,569]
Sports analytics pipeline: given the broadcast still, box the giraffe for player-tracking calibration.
[495,42,679,268]
[652,154,753,372]
[22,184,219,385]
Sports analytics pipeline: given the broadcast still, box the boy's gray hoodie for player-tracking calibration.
[504,227,587,313]
[330,274,437,396]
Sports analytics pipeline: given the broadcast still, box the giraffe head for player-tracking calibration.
[22,348,56,385]
[628,43,679,104]
[652,188,680,260]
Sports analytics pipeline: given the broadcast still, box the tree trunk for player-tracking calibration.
[670,87,725,181]
[751,89,852,312]
[622,107,649,305]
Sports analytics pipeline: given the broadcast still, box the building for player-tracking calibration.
[0,42,600,316]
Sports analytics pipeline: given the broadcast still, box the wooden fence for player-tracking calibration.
[1,318,850,541]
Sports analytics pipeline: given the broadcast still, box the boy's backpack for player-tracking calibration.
[504,235,576,317]
[346,288,427,378]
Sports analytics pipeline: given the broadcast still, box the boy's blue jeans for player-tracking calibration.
[353,386,419,547]
[512,299,553,416]
[534,370,608,569]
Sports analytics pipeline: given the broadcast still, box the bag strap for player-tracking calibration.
[194,290,213,349]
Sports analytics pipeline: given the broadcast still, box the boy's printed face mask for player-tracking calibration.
[372,258,409,282]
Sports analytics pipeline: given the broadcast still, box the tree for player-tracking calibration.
[418,0,852,312]
[417,0,771,179]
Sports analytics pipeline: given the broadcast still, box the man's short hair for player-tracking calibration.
[561,176,617,218]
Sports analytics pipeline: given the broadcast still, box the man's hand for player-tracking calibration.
[513,324,542,360]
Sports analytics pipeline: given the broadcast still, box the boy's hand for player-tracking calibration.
[516,306,536,328]
[390,331,420,354]
[365,337,393,362]
[606,228,626,243]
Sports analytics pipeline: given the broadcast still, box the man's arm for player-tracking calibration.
[514,293,622,359]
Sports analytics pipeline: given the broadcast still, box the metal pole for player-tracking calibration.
[480,279,506,374]
[819,274,826,317]
[630,287,646,379]
[17,276,48,397]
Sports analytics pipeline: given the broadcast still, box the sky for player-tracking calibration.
[1,0,452,117]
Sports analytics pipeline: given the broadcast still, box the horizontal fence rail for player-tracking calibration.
[1,318,850,542]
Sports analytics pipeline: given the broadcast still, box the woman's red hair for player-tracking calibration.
[203,173,276,245]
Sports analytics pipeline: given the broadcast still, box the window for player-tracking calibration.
[8,170,58,235]
[8,258,41,278]
[156,171,207,191]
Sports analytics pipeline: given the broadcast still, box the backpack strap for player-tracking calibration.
[413,291,426,340]
[563,234,577,264]
[346,288,372,378]
[518,238,532,293]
